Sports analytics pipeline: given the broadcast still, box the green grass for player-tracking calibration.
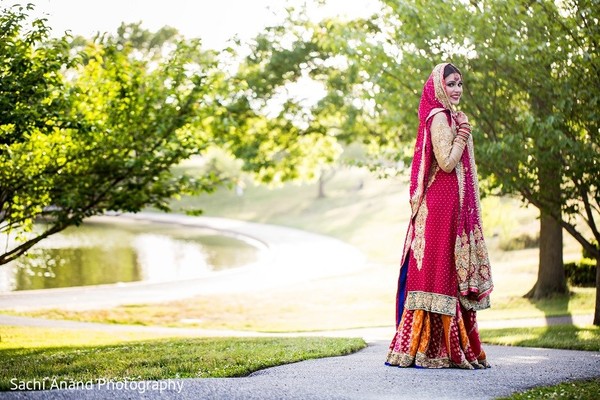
[497,377,600,400]
[481,325,600,352]
[0,326,366,391]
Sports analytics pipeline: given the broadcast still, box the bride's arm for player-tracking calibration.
[430,113,471,173]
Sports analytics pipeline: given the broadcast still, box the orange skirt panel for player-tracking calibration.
[386,305,489,369]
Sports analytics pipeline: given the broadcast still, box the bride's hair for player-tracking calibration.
[443,63,462,78]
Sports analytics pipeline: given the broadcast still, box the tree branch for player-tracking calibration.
[581,184,600,241]
[561,217,600,259]
[0,222,66,265]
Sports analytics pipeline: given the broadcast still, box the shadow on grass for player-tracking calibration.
[481,325,600,352]
[528,291,574,325]
[521,285,594,325]
[482,289,599,351]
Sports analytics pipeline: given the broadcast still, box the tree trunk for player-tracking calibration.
[318,174,326,198]
[594,256,600,325]
[528,211,567,298]
[317,168,336,199]
[527,121,567,298]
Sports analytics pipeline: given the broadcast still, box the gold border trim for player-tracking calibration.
[405,291,457,316]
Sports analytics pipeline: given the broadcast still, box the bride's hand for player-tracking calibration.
[454,111,469,126]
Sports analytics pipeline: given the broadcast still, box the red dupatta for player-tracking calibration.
[403,63,493,311]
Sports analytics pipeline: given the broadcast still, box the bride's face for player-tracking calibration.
[444,73,463,105]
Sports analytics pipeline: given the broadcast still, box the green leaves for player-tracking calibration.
[0,6,222,264]
[0,3,72,146]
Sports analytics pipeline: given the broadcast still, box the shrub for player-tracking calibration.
[564,258,597,287]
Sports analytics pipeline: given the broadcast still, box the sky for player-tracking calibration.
[29,0,380,50]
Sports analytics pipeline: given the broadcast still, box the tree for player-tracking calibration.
[201,16,343,185]
[243,0,600,323]
[0,4,222,265]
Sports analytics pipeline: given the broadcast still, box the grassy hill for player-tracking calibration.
[169,166,580,265]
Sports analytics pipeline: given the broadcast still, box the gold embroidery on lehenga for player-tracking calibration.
[415,353,451,368]
[455,232,470,283]
[455,224,493,311]
[409,127,430,217]
[411,199,428,271]
[386,351,414,367]
[455,162,465,210]
[405,291,457,316]
[460,294,491,311]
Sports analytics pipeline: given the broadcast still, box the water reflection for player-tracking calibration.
[0,220,260,292]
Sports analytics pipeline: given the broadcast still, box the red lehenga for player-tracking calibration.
[386,63,493,369]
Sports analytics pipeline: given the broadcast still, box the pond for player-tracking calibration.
[0,219,263,292]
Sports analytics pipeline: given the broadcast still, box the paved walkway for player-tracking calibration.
[1,213,599,399]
